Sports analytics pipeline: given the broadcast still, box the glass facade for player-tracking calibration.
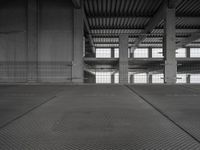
[152,74,164,84]
[96,48,111,58]
[190,48,200,58]
[85,47,200,84]
[134,48,148,58]
[176,48,186,58]
[152,48,163,58]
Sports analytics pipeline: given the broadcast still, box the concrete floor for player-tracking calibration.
[0,85,200,149]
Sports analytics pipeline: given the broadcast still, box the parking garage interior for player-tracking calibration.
[0,0,200,149]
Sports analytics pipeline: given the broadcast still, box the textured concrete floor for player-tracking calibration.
[128,85,200,145]
[0,85,200,149]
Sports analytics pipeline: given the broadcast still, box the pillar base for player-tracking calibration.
[164,61,177,84]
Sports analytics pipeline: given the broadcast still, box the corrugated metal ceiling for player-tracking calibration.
[84,0,200,48]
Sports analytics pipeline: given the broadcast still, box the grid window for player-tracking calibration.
[190,48,200,58]
[114,73,119,83]
[134,48,148,58]
[176,48,186,58]
[95,72,111,83]
[152,74,164,83]
[152,48,163,58]
[176,74,187,84]
[96,48,111,58]
[134,73,147,83]
[114,48,119,58]
[190,74,200,83]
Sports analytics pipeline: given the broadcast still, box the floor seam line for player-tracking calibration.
[181,84,200,93]
[125,85,200,144]
[0,95,57,130]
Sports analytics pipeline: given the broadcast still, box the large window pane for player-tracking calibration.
[134,73,147,83]
[190,74,200,83]
[152,48,163,58]
[190,48,200,58]
[95,72,111,83]
[134,48,148,58]
[176,48,186,58]
[114,48,119,58]
[152,74,164,83]
[96,48,111,58]
[114,73,119,83]
[176,74,187,83]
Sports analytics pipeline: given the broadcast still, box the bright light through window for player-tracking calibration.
[134,73,147,83]
[176,74,187,83]
[114,73,119,83]
[190,74,200,83]
[114,48,119,58]
[152,48,163,58]
[96,48,111,58]
[95,72,111,83]
[134,48,148,58]
[190,48,200,58]
[176,48,186,58]
[152,74,164,83]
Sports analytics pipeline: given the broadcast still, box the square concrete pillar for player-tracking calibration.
[130,74,134,84]
[119,34,128,84]
[186,47,190,58]
[72,7,84,83]
[163,7,177,84]
[111,47,115,58]
[148,47,152,58]
[130,47,134,58]
[27,0,38,82]
[148,74,153,84]
[111,73,115,84]
[186,74,191,84]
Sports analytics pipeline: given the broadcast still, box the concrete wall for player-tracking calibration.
[39,0,73,62]
[0,0,77,83]
[0,0,27,82]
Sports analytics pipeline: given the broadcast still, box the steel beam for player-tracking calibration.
[83,13,95,54]
[88,16,200,22]
[90,29,200,35]
[177,32,200,48]
[131,0,182,49]
[132,2,167,49]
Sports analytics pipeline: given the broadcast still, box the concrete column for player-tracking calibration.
[186,47,190,58]
[72,6,84,83]
[130,52,133,58]
[111,47,115,58]
[119,34,128,84]
[27,0,38,82]
[130,47,134,58]
[163,6,177,84]
[111,73,115,84]
[148,74,153,84]
[83,36,85,57]
[186,74,191,84]
[148,47,152,58]
[130,74,134,84]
